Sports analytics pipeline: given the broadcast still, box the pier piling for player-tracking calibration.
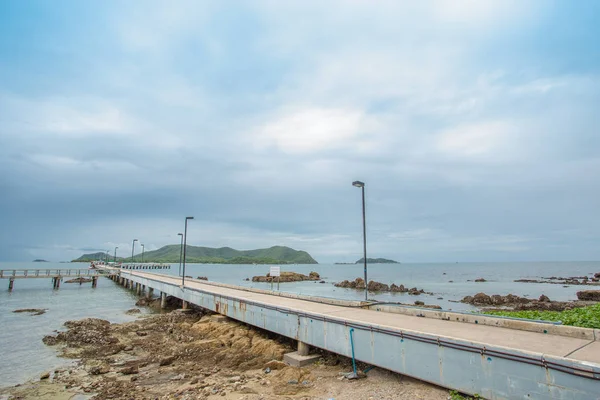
[92,277,97,288]
[8,278,14,291]
[161,292,167,309]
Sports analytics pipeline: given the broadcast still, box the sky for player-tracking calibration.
[0,1,599,263]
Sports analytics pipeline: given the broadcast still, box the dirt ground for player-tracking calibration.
[1,308,450,400]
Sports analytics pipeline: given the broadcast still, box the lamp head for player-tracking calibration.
[352,180,365,188]
[186,216,194,220]
[133,239,138,242]
[178,233,183,236]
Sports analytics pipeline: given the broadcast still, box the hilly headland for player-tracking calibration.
[72,245,317,265]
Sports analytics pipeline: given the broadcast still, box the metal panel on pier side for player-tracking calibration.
[118,271,600,400]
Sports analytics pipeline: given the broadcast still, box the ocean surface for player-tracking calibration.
[1,260,599,386]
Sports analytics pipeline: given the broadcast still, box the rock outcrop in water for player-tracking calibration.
[577,290,600,301]
[252,271,320,283]
[461,293,595,311]
[334,278,430,294]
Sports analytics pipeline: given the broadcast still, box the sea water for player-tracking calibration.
[1,261,599,386]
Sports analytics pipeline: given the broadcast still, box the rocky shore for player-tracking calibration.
[514,272,600,286]
[0,307,449,400]
[334,278,432,295]
[460,291,600,311]
[251,271,320,283]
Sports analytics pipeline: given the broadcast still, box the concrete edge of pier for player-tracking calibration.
[117,270,600,342]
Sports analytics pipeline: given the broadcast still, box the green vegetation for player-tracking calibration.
[484,304,600,329]
[355,257,400,264]
[73,245,317,265]
[449,391,481,400]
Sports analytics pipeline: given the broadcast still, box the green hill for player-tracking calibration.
[356,257,399,264]
[73,245,317,264]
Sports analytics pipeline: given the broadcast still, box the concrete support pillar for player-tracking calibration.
[141,284,146,294]
[92,276,98,288]
[136,283,142,295]
[8,278,14,291]
[182,300,188,310]
[146,287,154,299]
[161,292,167,309]
[298,341,310,356]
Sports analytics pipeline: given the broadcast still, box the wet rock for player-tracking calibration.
[538,294,550,302]
[65,277,93,284]
[390,284,406,292]
[367,280,389,292]
[319,280,326,283]
[197,276,208,280]
[474,278,487,282]
[577,290,600,301]
[125,308,141,315]
[414,301,425,306]
[13,308,46,316]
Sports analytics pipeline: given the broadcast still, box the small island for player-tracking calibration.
[33,259,49,262]
[355,257,400,264]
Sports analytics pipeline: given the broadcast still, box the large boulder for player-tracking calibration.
[390,284,406,292]
[367,280,389,292]
[577,290,600,301]
[472,293,492,305]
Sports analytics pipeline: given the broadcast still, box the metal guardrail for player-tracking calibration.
[0,269,103,278]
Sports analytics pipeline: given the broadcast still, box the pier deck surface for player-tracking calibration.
[130,270,599,363]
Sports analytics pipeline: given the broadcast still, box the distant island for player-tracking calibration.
[72,245,317,265]
[33,259,49,262]
[336,257,400,264]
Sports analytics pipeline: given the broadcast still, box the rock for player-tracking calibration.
[252,271,321,283]
[65,277,93,284]
[135,330,148,336]
[319,280,326,283]
[171,373,186,381]
[89,365,110,375]
[159,356,176,366]
[472,293,492,305]
[197,276,208,280]
[538,294,550,302]
[474,278,487,282]
[119,365,139,375]
[40,371,50,380]
[577,290,600,301]
[414,301,424,306]
[228,376,242,383]
[367,280,389,292]
[13,308,46,316]
[125,308,141,315]
[287,379,299,385]
[264,360,287,370]
[264,367,271,374]
[594,272,600,279]
[390,284,406,292]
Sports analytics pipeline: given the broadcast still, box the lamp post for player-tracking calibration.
[182,217,194,286]
[352,180,368,301]
[177,233,184,276]
[114,246,118,263]
[141,244,145,263]
[131,239,138,263]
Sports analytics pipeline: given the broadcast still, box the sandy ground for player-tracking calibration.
[0,307,451,400]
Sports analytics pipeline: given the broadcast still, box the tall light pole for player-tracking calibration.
[131,239,138,263]
[114,246,118,263]
[177,233,184,276]
[352,180,368,301]
[141,244,145,263]
[182,217,194,286]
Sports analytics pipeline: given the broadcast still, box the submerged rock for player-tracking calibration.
[13,308,46,316]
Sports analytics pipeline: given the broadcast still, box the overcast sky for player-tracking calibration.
[1,1,599,263]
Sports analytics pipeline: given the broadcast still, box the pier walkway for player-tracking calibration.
[0,268,114,290]
[106,268,599,399]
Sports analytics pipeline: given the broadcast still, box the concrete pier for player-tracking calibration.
[182,300,188,310]
[146,287,154,299]
[160,292,167,309]
[105,268,600,399]
[8,278,14,291]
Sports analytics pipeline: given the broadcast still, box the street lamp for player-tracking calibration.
[114,246,118,263]
[141,244,145,263]
[182,217,194,286]
[352,180,368,301]
[177,233,184,276]
[131,239,138,263]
